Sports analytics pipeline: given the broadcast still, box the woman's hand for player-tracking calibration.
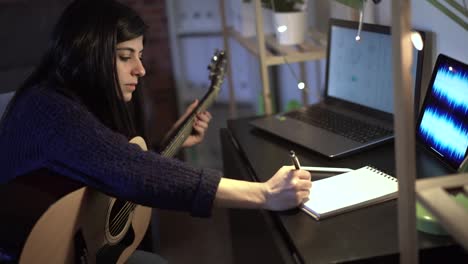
[214,166,311,211]
[175,100,212,148]
[263,166,312,211]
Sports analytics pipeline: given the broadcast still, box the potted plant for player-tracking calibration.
[262,0,308,45]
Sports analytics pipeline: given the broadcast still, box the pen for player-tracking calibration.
[290,150,301,170]
[301,166,353,174]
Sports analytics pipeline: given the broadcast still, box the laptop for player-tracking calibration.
[250,19,425,158]
[416,54,468,172]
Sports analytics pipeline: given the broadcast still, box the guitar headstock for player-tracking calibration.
[207,50,227,91]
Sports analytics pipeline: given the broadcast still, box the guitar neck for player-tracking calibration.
[160,89,219,158]
[160,49,226,158]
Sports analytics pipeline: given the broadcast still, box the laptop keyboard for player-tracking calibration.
[285,107,393,143]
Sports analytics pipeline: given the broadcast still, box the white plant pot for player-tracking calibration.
[273,11,307,45]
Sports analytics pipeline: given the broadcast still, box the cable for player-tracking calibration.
[268,0,308,95]
[356,0,367,42]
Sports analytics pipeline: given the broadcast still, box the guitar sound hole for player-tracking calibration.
[108,200,132,237]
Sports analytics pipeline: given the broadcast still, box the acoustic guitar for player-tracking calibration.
[0,50,227,264]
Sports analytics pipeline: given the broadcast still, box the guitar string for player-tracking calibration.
[168,102,208,156]
[164,91,217,157]
[111,203,138,236]
[111,203,137,236]
[109,201,133,230]
[162,118,191,156]
[164,100,210,153]
[166,101,205,156]
[110,203,132,234]
[164,111,198,156]
[109,202,135,234]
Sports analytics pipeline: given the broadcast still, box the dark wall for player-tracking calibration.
[0,1,66,93]
[0,0,179,148]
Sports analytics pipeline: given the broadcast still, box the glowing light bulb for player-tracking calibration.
[297,82,305,90]
[449,66,453,71]
[213,56,218,61]
[277,25,287,33]
[355,35,361,42]
[411,31,423,51]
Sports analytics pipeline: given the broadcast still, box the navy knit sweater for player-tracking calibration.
[0,86,222,217]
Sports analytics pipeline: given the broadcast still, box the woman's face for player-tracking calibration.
[116,36,146,102]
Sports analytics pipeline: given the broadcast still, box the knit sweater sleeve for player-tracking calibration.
[34,90,222,217]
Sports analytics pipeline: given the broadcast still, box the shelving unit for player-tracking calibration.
[391,1,468,262]
[226,28,326,66]
[219,0,327,116]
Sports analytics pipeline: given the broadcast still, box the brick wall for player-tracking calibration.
[0,0,178,148]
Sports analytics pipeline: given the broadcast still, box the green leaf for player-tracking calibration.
[427,0,468,30]
[261,0,306,12]
[334,0,364,9]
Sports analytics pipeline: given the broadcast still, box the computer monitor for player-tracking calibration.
[416,54,468,170]
[325,19,425,116]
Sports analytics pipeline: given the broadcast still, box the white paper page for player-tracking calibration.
[303,166,398,216]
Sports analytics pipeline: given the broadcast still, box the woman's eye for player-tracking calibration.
[119,56,130,62]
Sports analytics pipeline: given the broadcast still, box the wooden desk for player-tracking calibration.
[220,117,468,263]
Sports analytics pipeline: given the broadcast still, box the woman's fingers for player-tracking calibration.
[194,120,208,130]
[297,170,311,180]
[263,166,313,210]
[196,111,212,123]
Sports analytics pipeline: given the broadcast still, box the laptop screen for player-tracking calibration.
[326,19,423,114]
[417,54,468,170]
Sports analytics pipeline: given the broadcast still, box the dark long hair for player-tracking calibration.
[8,0,148,138]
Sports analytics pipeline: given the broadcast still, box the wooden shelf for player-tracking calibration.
[227,27,327,66]
[176,31,222,38]
[227,27,271,56]
[220,0,327,115]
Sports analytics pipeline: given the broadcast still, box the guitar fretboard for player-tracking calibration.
[160,50,226,158]
[160,89,221,158]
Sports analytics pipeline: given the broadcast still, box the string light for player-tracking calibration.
[277,25,288,33]
[269,0,307,100]
[355,0,365,42]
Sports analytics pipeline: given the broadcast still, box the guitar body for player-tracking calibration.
[0,137,151,264]
[17,186,150,264]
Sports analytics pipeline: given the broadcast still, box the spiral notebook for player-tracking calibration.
[303,166,398,220]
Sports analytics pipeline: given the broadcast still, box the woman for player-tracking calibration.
[0,0,311,262]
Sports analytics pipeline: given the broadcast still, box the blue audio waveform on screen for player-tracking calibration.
[432,67,468,114]
[418,107,468,164]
